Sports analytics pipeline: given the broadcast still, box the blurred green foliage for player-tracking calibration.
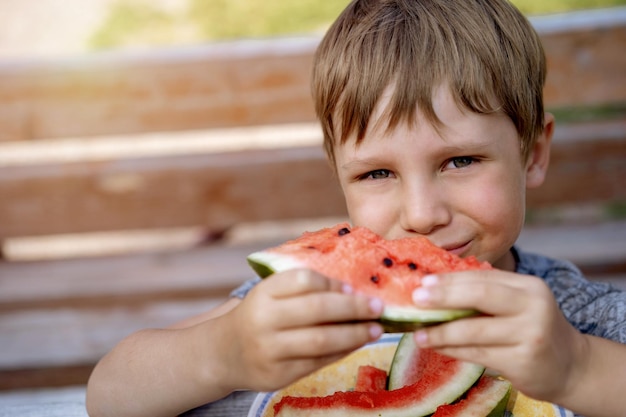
[89,0,626,50]
[515,0,626,13]
[549,103,626,123]
[188,0,349,40]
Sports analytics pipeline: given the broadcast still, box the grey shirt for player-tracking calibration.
[184,247,626,416]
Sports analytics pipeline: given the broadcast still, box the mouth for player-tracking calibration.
[442,240,471,257]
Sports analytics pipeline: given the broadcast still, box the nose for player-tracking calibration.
[399,180,451,235]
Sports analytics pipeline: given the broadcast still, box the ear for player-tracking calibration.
[526,112,554,189]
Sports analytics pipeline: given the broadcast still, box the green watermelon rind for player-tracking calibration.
[379,306,478,332]
[432,377,512,417]
[388,333,486,416]
[484,380,512,417]
[247,252,478,332]
[247,251,303,279]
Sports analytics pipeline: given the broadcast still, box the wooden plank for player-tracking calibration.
[516,220,626,275]
[539,12,626,108]
[0,9,623,142]
[0,120,624,239]
[0,240,271,308]
[526,119,626,207]
[0,38,318,142]
[0,299,225,370]
[0,299,227,390]
[0,146,347,239]
[0,385,86,406]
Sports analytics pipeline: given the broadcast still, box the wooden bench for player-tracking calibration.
[0,7,625,393]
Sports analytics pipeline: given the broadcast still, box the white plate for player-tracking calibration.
[247,333,573,417]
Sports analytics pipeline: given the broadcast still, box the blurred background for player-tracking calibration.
[0,0,624,406]
[0,0,625,58]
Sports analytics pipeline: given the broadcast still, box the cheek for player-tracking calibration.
[462,171,526,241]
[343,188,395,236]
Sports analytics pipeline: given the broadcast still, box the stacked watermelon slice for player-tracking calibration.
[272,333,511,417]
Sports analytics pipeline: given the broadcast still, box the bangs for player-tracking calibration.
[312,0,546,164]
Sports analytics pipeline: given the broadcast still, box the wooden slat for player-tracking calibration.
[526,119,626,207]
[516,220,626,274]
[0,38,318,142]
[1,120,624,239]
[0,240,271,308]
[0,299,226,391]
[0,9,624,142]
[0,385,87,406]
[541,21,626,108]
[0,146,347,239]
[0,367,92,392]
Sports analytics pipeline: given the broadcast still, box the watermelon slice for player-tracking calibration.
[247,223,491,331]
[272,333,486,417]
[388,333,485,413]
[432,376,512,417]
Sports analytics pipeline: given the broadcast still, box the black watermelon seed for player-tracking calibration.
[306,246,316,250]
[338,227,350,236]
[408,262,417,270]
[383,257,393,267]
[370,275,380,283]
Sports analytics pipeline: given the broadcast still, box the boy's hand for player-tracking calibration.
[219,269,384,393]
[411,270,587,402]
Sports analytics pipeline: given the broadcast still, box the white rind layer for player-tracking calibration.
[382,305,476,323]
[458,378,511,415]
[247,251,306,275]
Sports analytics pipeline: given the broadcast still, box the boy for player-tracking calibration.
[86,1,626,416]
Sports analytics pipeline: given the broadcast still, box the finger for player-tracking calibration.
[254,352,351,392]
[269,292,384,329]
[413,316,519,349]
[425,344,513,374]
[263,269,347,298]
[411,327,525,381]
[276,322,383,359]
[421,269,545,291]
[412,278,532,316]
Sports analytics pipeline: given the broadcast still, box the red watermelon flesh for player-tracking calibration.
[272,378,479,417]
[387,332,485,413]
[247,223,491,330]
[272,333,486,417]
[432,376,512,417]
[354,365,387,392]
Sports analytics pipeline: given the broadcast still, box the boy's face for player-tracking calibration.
[333,85,549,271]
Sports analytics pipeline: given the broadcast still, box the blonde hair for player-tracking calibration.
[312,0,546,166]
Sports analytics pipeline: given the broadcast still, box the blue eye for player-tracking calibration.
[361,169,391,180]
[447,156,475,169]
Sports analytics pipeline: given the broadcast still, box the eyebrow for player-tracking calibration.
[438,139,494,152]
[339,157,387,172]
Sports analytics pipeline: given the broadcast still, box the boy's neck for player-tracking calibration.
[494,248,518,272]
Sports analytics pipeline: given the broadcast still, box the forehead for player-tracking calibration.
[355,84,511,147]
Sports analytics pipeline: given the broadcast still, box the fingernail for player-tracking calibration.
[369,297,384,314]
[412,288,430,304]
[369,324,383,339]
[342,284,354,294]
[414,330,428,346]
[422,274,439,287]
